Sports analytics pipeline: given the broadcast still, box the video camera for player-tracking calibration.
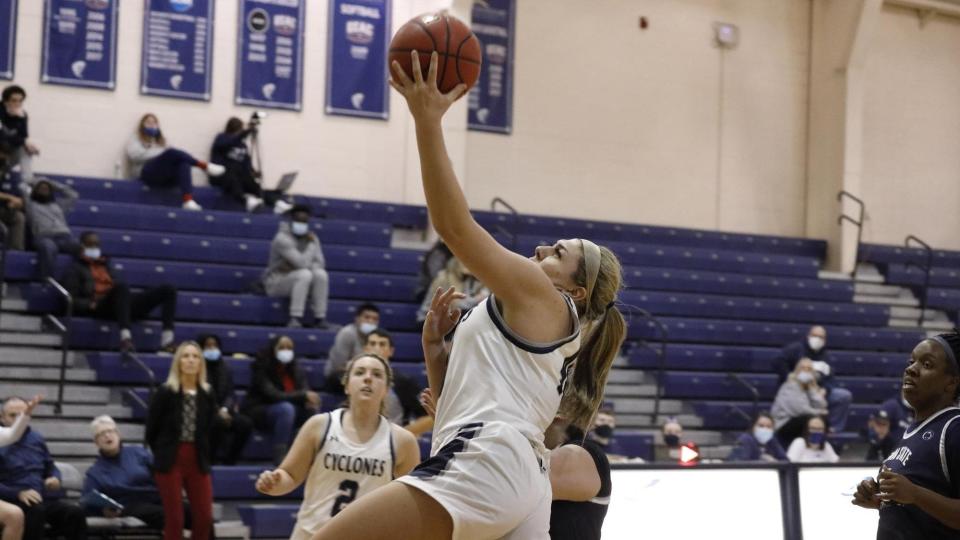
[250,110,267,128]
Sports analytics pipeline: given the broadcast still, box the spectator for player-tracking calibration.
[786,415,839,463]
[587,407,627,460]
[0,395,37,447]
[0,397,87,540]
[0,190,24,250]
[210,117,265,212]
[726,412,788,462]
[324,303,380,394]
[21,178,80,281]
[654,417,684,462]
[879,389,914,441]
[774,325,852,432]
[145,342,216,540]
[413,239,452,302]
[0,85,38,181]
[125,113,224,211]
[416,256,488,325]
[362,329,430,434]
[241,336,320,464]
[262,204,330,329]
[864,409,897,463]
[83,415,168,530]
[199,334,253,465]
[64,231,178,353]
[771,358,829,447]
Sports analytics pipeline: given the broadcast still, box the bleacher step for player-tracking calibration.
[889,318,955,331]
[213,521,250,540]
[0,297,29,311]
[603,383,657,398]
[618,413,703,429]
[30,419,144,441]
[0,313,44,332]
[855,282,912,298]
[0,331,63,347]
[32,403,132,420]
[817,270,853,282]
[607,369,648,384]
[607,398,685,415]
[853,294,919,307]
[47,441,99,458]
[0,346,81,367]
[0,382,110,403]
[0,366,97,383]
[889,306,950,321]
[630,428,723,446]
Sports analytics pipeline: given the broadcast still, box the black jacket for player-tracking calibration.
[205,359,237,410]
[210,130,253,168]
[62,256,119,308]
[0,109,27,149]
[240,357,310,412]
[145,385,217,473]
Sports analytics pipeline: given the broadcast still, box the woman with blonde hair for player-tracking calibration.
[145,342,216,540]
[416,256,488,325]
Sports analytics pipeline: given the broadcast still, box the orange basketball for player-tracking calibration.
[389,12,482,93]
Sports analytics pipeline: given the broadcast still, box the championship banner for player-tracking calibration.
[0,0,17,80]
[468,0,514,134]
[140,0,214,101]
[41,0,118,89]
[325,0,390,119]
[235,0,305,111]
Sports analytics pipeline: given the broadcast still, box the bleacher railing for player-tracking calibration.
[837,191,865,280]
[44,277,72,415]
[727,373,760,426]
[626,308,669,423]
[0,221,8,333]
[490,197,519,251]
[905,234,933,327]
[122,350,158,391]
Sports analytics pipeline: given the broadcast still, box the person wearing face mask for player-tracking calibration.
[786,415,838,463]
[198,335,253,465]
[771,358,830,447]
[726,412,788,462]
[125,113,225,211]
[587,407,627,460]
[864,409,898,462]
[774,325,853,433]
[241,336,321,464]
[324,303,381,396]
[20,178,81,281]
[63,231,179,353]
[262,205,330,329]
[655,418,684,461]
[0,85,39,182]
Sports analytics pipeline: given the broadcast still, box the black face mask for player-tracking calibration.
[663,434,681,448]
[593,425,614,439]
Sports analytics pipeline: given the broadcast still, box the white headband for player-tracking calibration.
[581,239,602,306]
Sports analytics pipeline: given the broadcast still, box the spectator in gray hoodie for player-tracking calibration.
[771,358,829,447]
[20,179,80,280]
[262,205,329,329]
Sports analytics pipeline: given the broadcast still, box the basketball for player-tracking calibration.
[389,12,482,94]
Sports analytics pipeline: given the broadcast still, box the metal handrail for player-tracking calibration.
[122,350,158,389]
[0,221,7,334]
[44,277,72,415]
[729,405,754,428]
[905,235,933,327]
[727,373,760,421]
[626,307,669,423]
[490,197,519,251]
[124,388,149,411]
[837,191,866,280]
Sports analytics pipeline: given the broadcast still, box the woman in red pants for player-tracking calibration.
[146,341,217,540]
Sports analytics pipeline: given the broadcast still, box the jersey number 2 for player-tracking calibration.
[331,480,359,516]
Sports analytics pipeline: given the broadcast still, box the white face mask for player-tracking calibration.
[358,322,377,335]
[797,371,815,384]
[83,248,102,260]
[754,427,774,445]
[291,222,309,236]
[807,336,825,352]
[276,349,294,364]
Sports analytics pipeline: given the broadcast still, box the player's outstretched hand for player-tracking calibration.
[423,287,467,345]
[389,51,468,125]
[851,477,881,510]
[256,469,283,495]
[878,469,918,505]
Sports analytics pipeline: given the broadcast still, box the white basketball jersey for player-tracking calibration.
[432,294,581,456]
[293,409,394,536]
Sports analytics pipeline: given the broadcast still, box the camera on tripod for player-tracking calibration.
[249,110,267,128]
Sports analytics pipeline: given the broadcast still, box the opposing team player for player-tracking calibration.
[852,331,960,538]
[255,354,420,540]
[315,51,625,540]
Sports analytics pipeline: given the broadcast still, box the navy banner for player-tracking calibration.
[41,0,118,89]
[140,0,214,101]
[468,0,514,134]
[0,0,16,80]
[235,0,305,111]
[325,0,390,119]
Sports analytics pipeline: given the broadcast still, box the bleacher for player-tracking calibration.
[0,173,926,536]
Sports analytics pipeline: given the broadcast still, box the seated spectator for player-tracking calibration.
[0,395,37,448]
[413,239,452,302]
[20,178,80,281]
[786,415,838,463]
[654,417,684,462]
[864,409,897,462]
[63,231,178,353]
[416,256,488,325]
[0,85,38,182]
[199,334,253,465]
[772,358,829,447]
[362,329,430,433]
[774,325,852,432]
[210,117,265,212]
[879,389,914,441]
[726,412,788,462]
[587,407,627,460]
[262,205,330,329]
[125,113,224,211]
[0,189,24,250]
[83,415,169,530]
[324,303,380,394]
[240,336,320,464]
[0,397,86,540]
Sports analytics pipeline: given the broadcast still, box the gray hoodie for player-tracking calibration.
[771,377,828,430]
[20,179,77,239]
[125,136,165,179]
[263,221,325,280]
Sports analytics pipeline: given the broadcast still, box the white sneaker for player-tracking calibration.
[182,199,203,211]
[274,199,294,214]
[245,195,264,212]
[206,163,226,177]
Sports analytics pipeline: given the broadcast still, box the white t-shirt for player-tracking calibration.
[786,437,839,463]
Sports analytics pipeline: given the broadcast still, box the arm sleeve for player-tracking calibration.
[251,363,306,404]
[144,388,167,449]
[62,264,93,307]
[0,413,29,447]
[326,328,356,375]
[49,179,78,212]
[274,236,314,269]
[82,469,100,496]
[312,240,326,269]
[0,482,20,502]
[786,438,803,462]
[769,440,789,461]
[824,442,839,463]
[43,441,59,480]
[726,434,755,461]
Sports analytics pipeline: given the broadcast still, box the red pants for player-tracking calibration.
[154,443,213,540]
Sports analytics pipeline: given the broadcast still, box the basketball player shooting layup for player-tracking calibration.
[311,50,627,540]
[852,331,960,539]
[255,354,420,540]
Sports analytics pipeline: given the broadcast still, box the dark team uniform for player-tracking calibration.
[878,406,960,540]
[549,439,612,540]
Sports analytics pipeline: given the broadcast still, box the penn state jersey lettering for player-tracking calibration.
[293,409,394,536]
[878,407,960,540]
